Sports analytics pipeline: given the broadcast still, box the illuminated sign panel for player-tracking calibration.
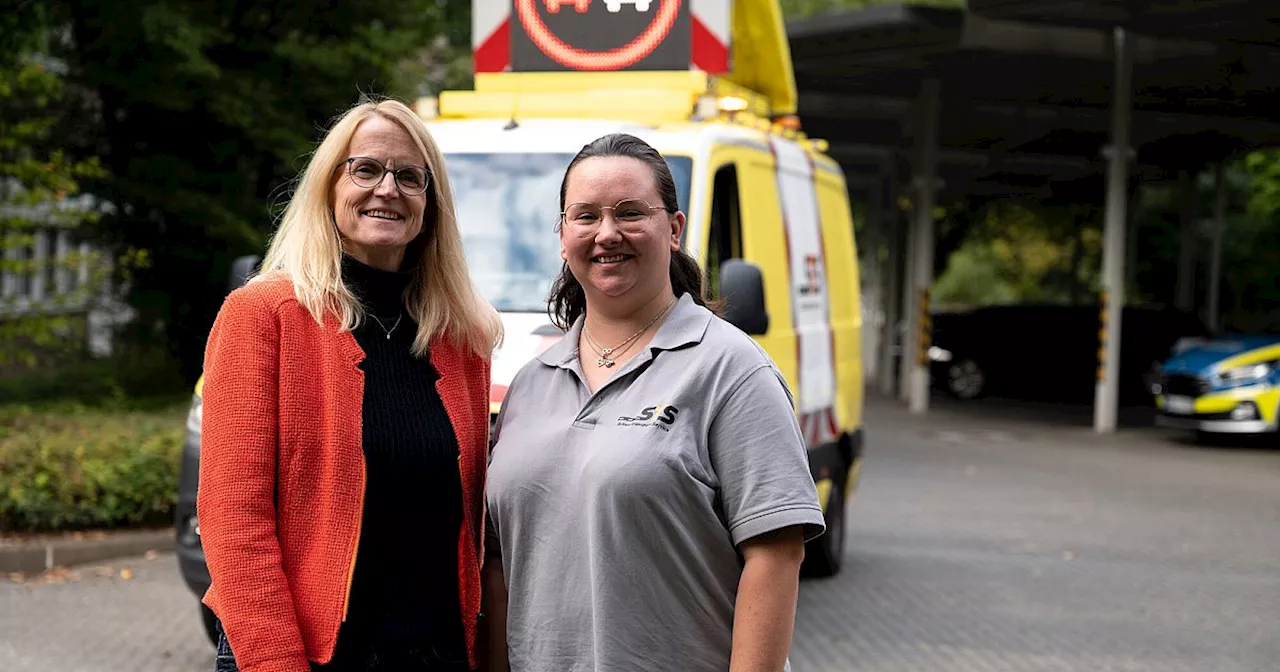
[472,0,729,74]
[511,0,691,72]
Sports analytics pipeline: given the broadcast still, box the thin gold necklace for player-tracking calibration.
[583,329,641,367]
[582,296,676,368]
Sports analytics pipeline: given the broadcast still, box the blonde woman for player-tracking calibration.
[197,96,502,672]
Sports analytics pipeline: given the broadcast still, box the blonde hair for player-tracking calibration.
[254,95,502,358]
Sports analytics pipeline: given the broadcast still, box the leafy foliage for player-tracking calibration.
[933,200,1103,310]
[931,244,1019,308]
[932,156,1280,336]
[36,0,470,382]
[0,353,188,409]
[0,7,122,369]
[0,402,186,532]
[1242,148,1280,222]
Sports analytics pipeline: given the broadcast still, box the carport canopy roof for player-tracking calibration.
[785,0,1280,201]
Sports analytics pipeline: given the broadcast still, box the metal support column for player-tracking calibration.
[879,160,902,397]
[1175,169,1197,312]
[908,79,941,415]
[1094,27,1133,434]
[1207,162,1227,332]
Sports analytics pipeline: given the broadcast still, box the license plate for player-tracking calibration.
[1165,395,1194,415]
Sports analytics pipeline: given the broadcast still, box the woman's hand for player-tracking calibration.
[729,525,807,672]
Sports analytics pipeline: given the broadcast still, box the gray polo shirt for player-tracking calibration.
[486,293,826,672]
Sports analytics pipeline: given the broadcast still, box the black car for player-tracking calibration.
[918,303,1210,405]
[175,255,260,646]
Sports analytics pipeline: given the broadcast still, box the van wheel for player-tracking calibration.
[200,603,219,647]
[802,479,845,578]
[946,359,986,399]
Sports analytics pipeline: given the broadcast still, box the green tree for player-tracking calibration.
[1134,158,1280,332]
[931,243,1018,310]
[0,3,120,370]
[932,198,1101,309]
[1242,148,1280,222]
[37,0,469,384]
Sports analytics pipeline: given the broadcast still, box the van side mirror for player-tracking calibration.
[720,259,769,335]
[228,255,261,291]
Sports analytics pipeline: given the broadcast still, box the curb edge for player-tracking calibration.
[0,529,175,575]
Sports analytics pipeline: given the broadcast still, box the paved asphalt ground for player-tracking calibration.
[3,395,1278,671]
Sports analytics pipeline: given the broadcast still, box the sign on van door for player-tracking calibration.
[770,138,838,444]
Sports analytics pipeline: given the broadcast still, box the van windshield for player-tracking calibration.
[444,152,693,313]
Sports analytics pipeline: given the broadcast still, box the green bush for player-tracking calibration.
[0,349,191,409]
[0,402,187,533]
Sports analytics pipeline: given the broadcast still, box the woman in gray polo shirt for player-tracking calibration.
[483,133,826,672]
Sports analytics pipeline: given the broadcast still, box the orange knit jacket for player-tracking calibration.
[197,276,491,672]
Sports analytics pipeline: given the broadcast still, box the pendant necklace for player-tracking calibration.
[583,296,676,368]
[583,330,640,369]
[369,311,403,340]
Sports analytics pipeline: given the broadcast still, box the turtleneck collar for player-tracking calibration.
[341,253,413,318]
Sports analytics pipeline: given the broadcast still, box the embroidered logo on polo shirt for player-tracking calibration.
[616,404,680,431]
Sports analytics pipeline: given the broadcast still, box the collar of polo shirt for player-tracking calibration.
[538,293,712,369]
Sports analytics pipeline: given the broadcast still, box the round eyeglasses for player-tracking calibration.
[344,157,431,196]
[559,198,670,234]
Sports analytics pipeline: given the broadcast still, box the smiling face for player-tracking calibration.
[332,115,430,271]
[560,155,684,312]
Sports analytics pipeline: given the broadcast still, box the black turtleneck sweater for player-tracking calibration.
[321,254,467,668]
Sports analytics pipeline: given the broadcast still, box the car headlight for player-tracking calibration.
[186,395,203,437]
[1215,363,1271,385]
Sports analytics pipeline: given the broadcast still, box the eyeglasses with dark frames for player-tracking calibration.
[344,157,431,196]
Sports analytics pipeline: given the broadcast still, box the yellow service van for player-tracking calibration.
[417,0,866,575]
[419,90,864,575]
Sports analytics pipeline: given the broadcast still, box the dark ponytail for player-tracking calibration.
[548,133,717,331]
